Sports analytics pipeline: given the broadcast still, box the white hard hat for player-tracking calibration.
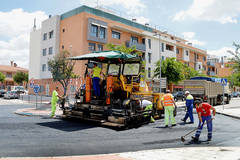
[185,91,190,94]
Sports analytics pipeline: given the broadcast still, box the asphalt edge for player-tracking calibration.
[216,111,240,120]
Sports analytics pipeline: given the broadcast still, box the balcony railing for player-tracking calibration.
[125,41,146,52]
[208,71,216,76]
[207,62,216,67]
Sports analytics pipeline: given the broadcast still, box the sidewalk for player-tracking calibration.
[1,147,240,160]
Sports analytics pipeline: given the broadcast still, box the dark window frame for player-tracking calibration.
[99,27,106,39]
[112,31,121,39]
[89,43,96,51]
[90,24,98,37]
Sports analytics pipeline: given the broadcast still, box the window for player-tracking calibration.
[142,38,145,45]
[112,31,120,39]
[62,28,65,32]
[197,54,199,59]
[131,36,138,43]
[6,73,12,78]
[43,33,47,40]
[49,47,53,55]
[42,64,46,72]
[186,50,189,56]
[216,68,218,74]
[142,52,145,61]
[42,48,47,56]
[148,67,151,78]
[148,39,151,49]
[48,65,51,71]
[62,45,64,49]
[203,57,206,61]
[49,30,54,39]
[99,27,106,39]
[176,48,179,54]
[166,44,174,51]
[162,43,164,52]
[90,24,98,37]
[89,43,96,51]
[98,44,103,51]
[148,53,151,63]
[162,56,165,60]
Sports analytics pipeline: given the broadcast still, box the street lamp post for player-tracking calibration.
[154,32,162,93]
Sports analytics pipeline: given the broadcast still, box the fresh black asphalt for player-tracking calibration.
[0,100,240,157]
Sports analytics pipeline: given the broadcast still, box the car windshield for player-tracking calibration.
[123,63,140,76]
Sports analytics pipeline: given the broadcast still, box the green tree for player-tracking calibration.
[181,64,207,79]
[0,72,5,83]
[154,58,184,84]
[228,42,240,72]
[48,50,75,96]
[13,72,28,85]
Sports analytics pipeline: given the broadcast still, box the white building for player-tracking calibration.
[143,31,177,80]
[29,15,60,80]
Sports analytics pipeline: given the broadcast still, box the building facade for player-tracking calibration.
[0,62,28,90]
[29,5,233,95]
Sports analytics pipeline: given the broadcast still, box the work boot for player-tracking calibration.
[165,125,168,128]
[181,119,186,123]
[207,138,212,141]
[172,124,177,127]
[191,136,199,143]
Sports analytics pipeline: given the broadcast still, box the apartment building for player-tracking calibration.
[29,5,230,95]
[0,62,28,90]
[176,38,207,74]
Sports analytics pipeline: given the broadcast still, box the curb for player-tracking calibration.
[14,111,42,117]
[216,111,240,120]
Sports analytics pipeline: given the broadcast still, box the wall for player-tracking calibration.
[29,29,41,80]
[40,15,60,79]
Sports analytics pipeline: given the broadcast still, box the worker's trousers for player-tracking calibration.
[93,77,100,97]
[144,104,155,122]
[51,102,57,117]
[164,106,176,125]
[195,115,212,140]
[183,105,194,123]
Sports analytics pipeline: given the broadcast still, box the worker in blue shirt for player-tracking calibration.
[181,91,194,124]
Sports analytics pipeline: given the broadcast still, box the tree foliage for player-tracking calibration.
[154,58,207,84]
[228,42,240,72]
[0,72,5,83]
[48,50,75,96]
[13,72,28,85]
[154,58,184,84]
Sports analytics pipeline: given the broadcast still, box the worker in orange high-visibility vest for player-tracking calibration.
[161,90,177,128]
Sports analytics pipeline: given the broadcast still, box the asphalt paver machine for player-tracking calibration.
[64,51,164,129]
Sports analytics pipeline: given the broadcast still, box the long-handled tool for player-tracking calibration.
[180,118,214,142]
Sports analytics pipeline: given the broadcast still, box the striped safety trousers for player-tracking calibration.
[195,115,212,140]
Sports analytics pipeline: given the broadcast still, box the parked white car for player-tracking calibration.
[4,91,20,99]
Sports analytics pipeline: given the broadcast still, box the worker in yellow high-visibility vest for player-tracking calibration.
[161,90,177,127]
[91,63,102,98]
[51,86,62,118]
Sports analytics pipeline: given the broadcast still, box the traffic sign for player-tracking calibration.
[30,79,34,88]
[221,78,227,86]
[33,85,40,94]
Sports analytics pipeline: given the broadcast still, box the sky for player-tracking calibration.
[0,0,240,68]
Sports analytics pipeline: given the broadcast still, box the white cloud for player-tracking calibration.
[0,9,48,69]
[80,0,146,15]
[208,47,234,58]
[134,16,150,25]
[173,0,240,24]
[182,32,206,46]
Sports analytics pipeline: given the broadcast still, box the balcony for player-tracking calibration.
[125,41,146,52]
[207,62,216,67]
[208,71,216,76]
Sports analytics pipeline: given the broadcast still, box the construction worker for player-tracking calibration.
[181,91,194,124]
[161,90,177,127]
[91,63,102,98]
[51,86,62,117]
[139,99,155,123]
[192,100,216,142]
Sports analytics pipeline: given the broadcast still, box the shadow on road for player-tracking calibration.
[36,120,95,132]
